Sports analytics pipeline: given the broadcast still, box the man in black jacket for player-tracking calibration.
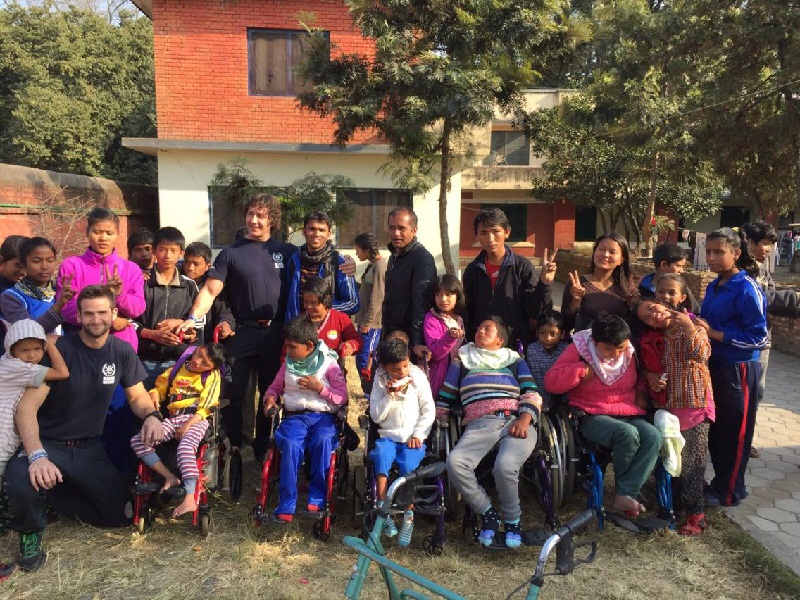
[463,208,556,349]
[382,207,437,359]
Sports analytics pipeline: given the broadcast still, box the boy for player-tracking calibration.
[136,227,204,389]
[286,210,359,320]
[462,208,556,349]
[262,317,347,522]
[302,276,363,361]
[438,316,542,548]
[182,241,235,343]
[130,342,225,518]
[0,320,69,477]
[639,243,698,306]
[127,228,155,280]
[369,337,435,545]
[525,310,569,410]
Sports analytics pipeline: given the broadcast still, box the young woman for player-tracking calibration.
[696,227,767,507]
[353,232,386,393]
[561,233,639,333]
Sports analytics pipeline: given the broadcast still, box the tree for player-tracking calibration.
[0,3,156,184]
[296,0,586,274]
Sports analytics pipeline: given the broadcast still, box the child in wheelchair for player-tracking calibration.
[545,313,661,518]
[437,316,543,549]
[369,337,435,545]
[262,316,347,523]
[130,341,226,518]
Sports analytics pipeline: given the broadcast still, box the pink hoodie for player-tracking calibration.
[57,248,145,351]
[544,343,644,417]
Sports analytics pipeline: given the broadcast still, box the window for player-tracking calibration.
[248,29,325,96]
[488,131,530,166]
[720,206,750,229]
[338,189,413,248]
[480,203,527,242]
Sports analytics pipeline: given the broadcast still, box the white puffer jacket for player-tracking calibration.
[369,364,435,443]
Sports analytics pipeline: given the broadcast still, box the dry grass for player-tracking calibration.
[1,364,798,600]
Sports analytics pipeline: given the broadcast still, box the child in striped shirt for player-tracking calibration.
[437,316,542,549]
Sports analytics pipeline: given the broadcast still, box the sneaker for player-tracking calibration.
[271,513,293,523]
[383,516,398,538]
[505,520,523,549]
[18,532,45,572]
[0,562,18,582]
[398,510,414,547]
[478,507,500,547]
[306,503,321,514]
[678,513,709,536]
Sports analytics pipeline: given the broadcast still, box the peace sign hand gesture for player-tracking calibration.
[105,264,123,297]
[626,273,641,298]
[567,270,586,303]
[55,274,74,312]
[539,248,558,285]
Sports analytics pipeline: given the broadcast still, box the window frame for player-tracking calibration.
[247,28,327,97]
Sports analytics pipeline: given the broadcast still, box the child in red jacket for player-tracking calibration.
[301,276,363,361]
[545,313,660,517]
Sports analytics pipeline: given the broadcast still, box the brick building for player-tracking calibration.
[125,0,576,269]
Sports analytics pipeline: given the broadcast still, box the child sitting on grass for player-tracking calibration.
[262,317,347,522]
[545,313,661,517]
[438,316,542,549]
[369,337,435,545]
[130,342,225,518]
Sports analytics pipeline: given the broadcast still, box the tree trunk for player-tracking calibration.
[642,150,660,257]
[598,208,610,234]
[439,118,456,275]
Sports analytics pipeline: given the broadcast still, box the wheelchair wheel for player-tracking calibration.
[200,512,211,537]
[351,465,366,529]
[227,447,243,502]
[422,534,443,556]
[136,516,146,535]
[553,412,577,506]
[337,449,350,502]
[312,518,331,542]
[539,414,562,511]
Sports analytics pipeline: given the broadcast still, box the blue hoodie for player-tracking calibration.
[700,270,767,363]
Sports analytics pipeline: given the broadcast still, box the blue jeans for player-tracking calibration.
[369,437,426,477]
[273,412,337,515]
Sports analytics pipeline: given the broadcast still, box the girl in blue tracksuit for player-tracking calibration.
[696,227,767,507]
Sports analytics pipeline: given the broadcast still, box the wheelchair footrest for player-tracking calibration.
[606,512,670,534]
[482,527,552,550]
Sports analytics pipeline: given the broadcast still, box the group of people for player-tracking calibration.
[0,195,794,576]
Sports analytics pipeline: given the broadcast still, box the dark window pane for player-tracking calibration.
[338,189,413,248]
[719,206,750,229]
[489,131,530,166]
[481,203,527,242]
[248,29,325,96]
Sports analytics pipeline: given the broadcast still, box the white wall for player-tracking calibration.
[155,149,460,274]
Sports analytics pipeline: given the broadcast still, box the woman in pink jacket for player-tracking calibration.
[56,207,145,351]
[545,313,661,517]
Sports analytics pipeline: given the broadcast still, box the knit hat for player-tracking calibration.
[3,319,47,355]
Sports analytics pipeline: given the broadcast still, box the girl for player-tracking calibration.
[0,236,28,294]
[56,207,145,351]
[0,237,74,333]
[545,313,661,517]
[637,292,714,536]
[302,276,363,360]
[696,227,767,507]
[561,233,640,333]
[353,232,386,394]
[526,310,569,410]
[423,274,465,398]
[653,272,694,314]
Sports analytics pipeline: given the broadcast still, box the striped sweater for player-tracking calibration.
[436,359,540,424]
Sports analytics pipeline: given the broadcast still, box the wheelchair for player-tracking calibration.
[131,398,242,537]
[251,405,354,541]
[549,406,675,532]
[350,413,449,555]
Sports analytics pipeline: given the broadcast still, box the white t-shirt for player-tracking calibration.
[0,355,48,474]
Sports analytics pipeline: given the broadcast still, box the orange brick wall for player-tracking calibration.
[152,0,380,144]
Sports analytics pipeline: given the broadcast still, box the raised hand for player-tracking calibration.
[568,270,586,303]
[665,307,694,331]
[539,248,558,285]
[105,263,123,296]
[626,273,641,298]
[55,274,74,311]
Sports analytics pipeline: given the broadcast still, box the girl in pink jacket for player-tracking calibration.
[423,275,465,398]
[56,207,145,351]
[545,313,661,517]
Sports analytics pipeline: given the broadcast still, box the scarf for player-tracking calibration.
[299,241,337,295]
[286,340,335,377]
[458,342,519,371]
[14,277,56,302]
[382,373,413,397]
[572,329,634,386]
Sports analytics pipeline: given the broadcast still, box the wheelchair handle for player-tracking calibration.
[265,406,279,418]
[555,508,594,539]
[213,324,222,344]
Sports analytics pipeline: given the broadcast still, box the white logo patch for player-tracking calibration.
[273,252,284,269]
[102,363,116,385]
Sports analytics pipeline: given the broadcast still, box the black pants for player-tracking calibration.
[708,357,761,506]
[5,440,127,533]
[224,322,283,456]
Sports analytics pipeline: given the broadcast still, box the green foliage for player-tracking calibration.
[0,3,156,184]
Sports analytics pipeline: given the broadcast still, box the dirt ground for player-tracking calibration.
[0,366,798,600]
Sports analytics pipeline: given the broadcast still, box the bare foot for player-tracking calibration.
[160,473,181,493]
[612,495,646,516]
[172,493,197,518]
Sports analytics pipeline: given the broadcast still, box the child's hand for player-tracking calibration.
[407,437,422,449]
[175,416,201,440]
[341,343,354,357]
[298,376,323,393]
[55,274,74,310]
[646,371,666,392]
[582,364,595,381]
[509,413,533,438]
[448,327,463,339]
[217,321,234,339]
[667,308,694,331]
[263,395,277,416]
[46,334,60,349]
[694,317,710,332]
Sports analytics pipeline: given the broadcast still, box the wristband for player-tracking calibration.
[145,410,164,422]
[28,449,48,465]
[187,314,199,323]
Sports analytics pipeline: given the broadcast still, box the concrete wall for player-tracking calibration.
[156,149,460,273]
